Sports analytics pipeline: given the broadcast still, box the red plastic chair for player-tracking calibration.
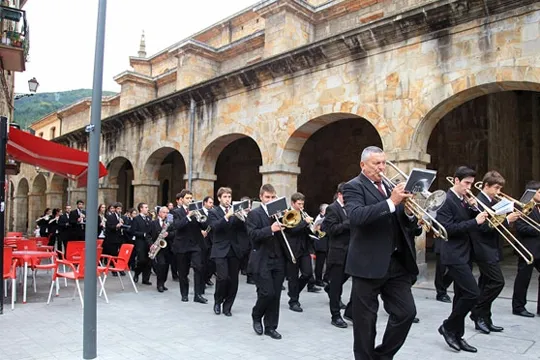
[99,244,138,295]
[15,239,37,251]
[3,247,18,310]
[6,232,23,237]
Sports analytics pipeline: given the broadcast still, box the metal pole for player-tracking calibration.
[0,116,7,315]
[83,0,107,358]
[188,98,195,190]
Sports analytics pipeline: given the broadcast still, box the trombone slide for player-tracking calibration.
[273,214,296,264]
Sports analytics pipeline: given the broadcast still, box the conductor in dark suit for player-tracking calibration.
[436,166,488,353]
[470,171,519,333]
[150,206,175,292]
[209,187,243,316]
[342,146,422,360]
[246,183,290,340]
[512,181,540,317]
[131,202,153,285]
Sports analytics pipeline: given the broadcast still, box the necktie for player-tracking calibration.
[185,208,188,215]
[342,206,347,216]
[225,206,229,213]
[461,199,467,208]
[374,181,386,197]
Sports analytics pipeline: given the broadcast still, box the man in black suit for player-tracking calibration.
[167,202,179,281]
[436,166,488,353]
[58,204,72,252]
[104,203,125,275]
[313,203,329,287]
[323,184,352,328]
[342,146,422,360]
[246,184,290,340]
[69,200,86,240]
[433,235,452,303]
[512,181,540,317]
[131,202,153,285]
[171,190,207,303]
[150,206,175,292]
[237,196,254,284]
[208,187,243,316]
[470,171,519,332]
[201,196,215,288]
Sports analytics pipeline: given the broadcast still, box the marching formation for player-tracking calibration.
[34,145,540,359]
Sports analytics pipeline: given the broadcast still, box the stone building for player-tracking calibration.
[9,0,540,279]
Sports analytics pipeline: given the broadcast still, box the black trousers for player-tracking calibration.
[287,254,313,305]
[444,263,480,338]
[314,251,328,283]
[252,257,286,330]
[214,256,240,312]
[328,263,350,319]
[134,239,151,282]
[434,253,453,296]
[512,257,540,312]
[153,248,170,287]
[471,261,504,321]
[103,240,120,257]
[169,250,178,280]
[176,250,203,297]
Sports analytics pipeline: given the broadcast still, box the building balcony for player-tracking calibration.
[0,4,28,72]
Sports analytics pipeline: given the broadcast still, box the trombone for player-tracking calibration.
[300,209,326,238]
[380,161,448,240]
[474,182,540,233]
[446,177,534,265]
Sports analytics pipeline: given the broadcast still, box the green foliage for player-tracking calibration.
[13,89,117,129]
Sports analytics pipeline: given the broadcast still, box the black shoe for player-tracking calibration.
[307,286,321,293]
[112,272,119,277]
[214,303,221,315]
[343,314,353,323]
[458,338,477,353]
[438,324,460,351]
[413,317,420,323]
[133,274,139,283]
[487,322,504,332]
[315,280,325,287]
[253,319,263,335]
[119,271,126,276]
[474,318,490,334]
[436,294,451,303]
[142,281,152,286]
[331,317,348,328]
[247,278,256,285]
[206,280,214,286]
[264,329,282,339]
[194,295,208,304]
[163,286,168,291]
[513,309,535,318]
[223,311,232,317]
[181,295,189,302]
[289,303,303,312]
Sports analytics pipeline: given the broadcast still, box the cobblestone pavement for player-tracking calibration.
[0,257,538,360]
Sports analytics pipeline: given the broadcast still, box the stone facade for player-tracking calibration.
[9,0,540,281]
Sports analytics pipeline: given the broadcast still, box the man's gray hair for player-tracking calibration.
[319,203,328,212]
[361,146,384,162]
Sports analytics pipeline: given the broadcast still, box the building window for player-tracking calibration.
[38,132,44,138]
[50,127,56,138]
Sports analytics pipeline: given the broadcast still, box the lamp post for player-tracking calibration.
[14,77,39,100]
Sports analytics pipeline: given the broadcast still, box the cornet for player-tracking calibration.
[300,209,326,238]
[446,177,534,265]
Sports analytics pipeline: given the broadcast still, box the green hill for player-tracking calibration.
[13,89,117,129]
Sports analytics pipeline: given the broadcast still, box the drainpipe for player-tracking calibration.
[188,98,195,190]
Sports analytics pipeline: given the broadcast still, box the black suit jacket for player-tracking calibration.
[131,214,153,247]
[322,201,350,265]
[171,206,205,254]
[58,213,71,234]
[516,206,540,259]
[470,192,504,263]
[105,212,122,244]
[245,206,289,276]
[69,209,86,229]
[343,173,420,279]
[283,217,310,258]
[435,190,481,265]
[209,206,243,259]
[150,218,175,256]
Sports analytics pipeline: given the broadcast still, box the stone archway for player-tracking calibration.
[106,157,135,208]
[288,114,383,215]
[14,178,29,233]
[141,148,186,206]
[29,174,47,233]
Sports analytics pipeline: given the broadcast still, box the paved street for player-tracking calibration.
[1,257,539,360]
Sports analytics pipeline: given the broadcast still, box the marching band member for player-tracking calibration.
[150,206,175,293]
[246,184,289,339]
[237,196,254,284]
[69,200,86,240]
[343,146,421,360]
[436,166,487,353]
[313,203,329,287]
[512,180,540,317]
[58,204,72,253]
[167,202,179,282]
[208,187,243,316]
[470,171,519,333]
[131,202,153,285]
[97,204,107,240]
[36,208,52,238]
[105,202,126,276]
[201,196,215,289]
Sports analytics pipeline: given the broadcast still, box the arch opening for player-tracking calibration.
[143,148,186,206]
[107,157,135,209]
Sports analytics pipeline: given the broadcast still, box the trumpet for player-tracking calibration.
[234,208,247,222]
[474,182,540,233]
[300,209,326,238]
[446,177,534,265]
[191,209,207,223]
[380,161,448,240]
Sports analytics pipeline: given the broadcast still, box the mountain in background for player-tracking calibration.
[13,89,117,129]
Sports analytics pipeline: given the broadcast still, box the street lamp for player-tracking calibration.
[14,77,39,100]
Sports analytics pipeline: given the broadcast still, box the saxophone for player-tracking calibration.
[148,220,169,260]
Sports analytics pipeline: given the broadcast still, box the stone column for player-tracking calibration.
[46,190,64,210]
[68,187,87,206]
[184,172,216,200]
[13,195,28,234]
[386,150,431,283]
[132,180,160,206]
[259,164,300,199]
[99,184,120,206]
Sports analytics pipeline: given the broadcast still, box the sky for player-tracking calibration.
[14,0,258,94]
